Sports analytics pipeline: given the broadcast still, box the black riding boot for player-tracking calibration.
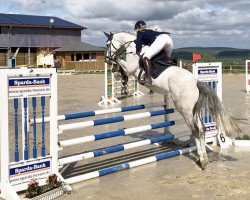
[142,57,152,85]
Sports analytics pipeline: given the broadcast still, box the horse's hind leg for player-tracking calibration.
[184,114,209,170]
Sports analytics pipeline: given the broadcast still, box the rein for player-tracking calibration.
[106,39,134,64]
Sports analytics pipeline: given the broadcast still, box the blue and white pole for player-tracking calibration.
[59,133,175,165]
[30,102,166,125]
[58,108,175,132]
[65,146,197,184]
[59,120,176,147]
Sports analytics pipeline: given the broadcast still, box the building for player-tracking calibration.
[54,42,105,71]
[0,13,105,71]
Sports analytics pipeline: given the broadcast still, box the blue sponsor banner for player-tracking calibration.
[9,77,50,87]
[9,158,51,186]
[9,76,51,98]
[205,124,216,132]
[198,68,218,75]
[196,67,219,82]
[10,160,50,176]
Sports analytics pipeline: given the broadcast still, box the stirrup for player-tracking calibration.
[138,77,152,85]
[145,77,152,85]
[138,78,146,85]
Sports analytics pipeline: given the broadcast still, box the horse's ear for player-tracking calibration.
[104,32,113,40]
[104,32,110,38]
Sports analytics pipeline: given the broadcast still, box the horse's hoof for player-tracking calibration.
[200,161,208,170]
[197,157,209,170]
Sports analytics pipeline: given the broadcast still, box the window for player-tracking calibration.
[0,48,6,53]
[76,53,82,61]
[83,53,89,61]
[30,48,36,53]
[17,47,28,53]
[90,53,96,60]
[71,52,97,62]
[71,53,75,61]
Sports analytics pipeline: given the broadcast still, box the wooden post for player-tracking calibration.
[28,47,31,66]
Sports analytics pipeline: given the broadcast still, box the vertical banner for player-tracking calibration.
[192,62,222,137]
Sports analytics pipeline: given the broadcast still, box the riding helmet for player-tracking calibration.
[134,20,147,30]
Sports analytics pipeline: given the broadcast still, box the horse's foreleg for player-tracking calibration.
[193,134,209,170]
[193,116,209,170]
[185,116,209,170]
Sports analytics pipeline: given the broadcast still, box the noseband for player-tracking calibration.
[106,39,134,65]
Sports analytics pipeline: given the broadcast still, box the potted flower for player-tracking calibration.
[24,174,68,200]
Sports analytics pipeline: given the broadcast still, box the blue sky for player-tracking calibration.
[1,0,250,49]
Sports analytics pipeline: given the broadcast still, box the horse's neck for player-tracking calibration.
[118,57,142,81]
[115,32,136,43]
[115,32,141,78]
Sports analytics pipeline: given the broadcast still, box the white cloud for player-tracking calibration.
[1,0,250,48]
[5,0,47,11]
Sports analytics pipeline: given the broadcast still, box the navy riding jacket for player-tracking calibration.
[135,29,170,52]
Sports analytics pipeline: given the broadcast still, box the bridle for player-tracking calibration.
[105,37,134,66]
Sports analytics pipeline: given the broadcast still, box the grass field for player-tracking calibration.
[172,47,250,69]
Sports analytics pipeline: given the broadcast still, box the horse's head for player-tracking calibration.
[104,31,138,75]
[104,32,114,65]
[105,31,136,63]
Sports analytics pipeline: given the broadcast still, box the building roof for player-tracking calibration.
[54,42,105,52]
[0,13,85,30]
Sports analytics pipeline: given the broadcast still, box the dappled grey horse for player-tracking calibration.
[104,31,242,169]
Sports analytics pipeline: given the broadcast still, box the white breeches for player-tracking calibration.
[143,34,173,59]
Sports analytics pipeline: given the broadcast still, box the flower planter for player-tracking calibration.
[23,187,65,200]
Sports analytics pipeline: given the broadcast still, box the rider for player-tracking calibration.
[134,20,173,84]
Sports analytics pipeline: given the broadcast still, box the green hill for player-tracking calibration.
[172,47,250,69]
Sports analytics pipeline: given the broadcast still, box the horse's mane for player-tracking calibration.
[113,31,136,41]
[118,31,136,36]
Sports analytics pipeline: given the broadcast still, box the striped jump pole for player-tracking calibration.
[58,108,175,132]
[59,120,177,147]
[59,133,175,165]
[59,130,191,166]
[66,146,197,184]
[30,102,166,125]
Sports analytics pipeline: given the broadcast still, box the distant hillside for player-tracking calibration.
[175,47,241,52]
[172,47,250,67]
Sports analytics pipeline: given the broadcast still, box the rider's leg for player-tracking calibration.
[162,35,173,57]
[143,34,173,84]
[142,57,152,84]
[144,34,173,59]
[163,35,173,62]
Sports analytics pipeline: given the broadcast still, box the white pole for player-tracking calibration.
[49,69,59,175]
[0,70,11,199]
[111,65,115,100]
[179,60,183,68]
[104,63,108,99]
[217,62,223,101]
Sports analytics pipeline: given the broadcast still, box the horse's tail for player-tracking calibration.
[194,81,242,136]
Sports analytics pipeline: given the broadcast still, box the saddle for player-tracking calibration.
[139,50,178,80]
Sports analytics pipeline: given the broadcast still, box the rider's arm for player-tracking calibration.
[135,32,143,54]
